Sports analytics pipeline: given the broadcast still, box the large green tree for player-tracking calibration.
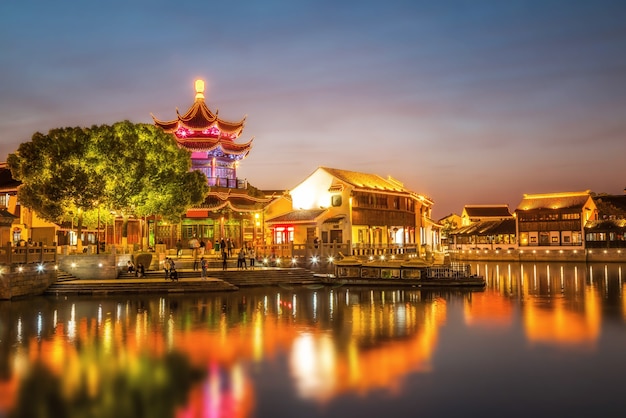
[7,126,103,246]
[8,121,208,249]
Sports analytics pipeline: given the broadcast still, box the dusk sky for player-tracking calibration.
[1,0,625,219]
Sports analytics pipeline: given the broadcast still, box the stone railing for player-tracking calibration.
[0,244,57,265]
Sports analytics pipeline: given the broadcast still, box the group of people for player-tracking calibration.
[126,238,260,278]
[126,260,145,277]
[236,247,256,270]
[163,257,178,281]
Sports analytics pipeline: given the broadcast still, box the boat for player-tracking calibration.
[320,256,485,288]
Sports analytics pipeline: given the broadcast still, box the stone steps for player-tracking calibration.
[45,278,238,296]
[45,267,320,296]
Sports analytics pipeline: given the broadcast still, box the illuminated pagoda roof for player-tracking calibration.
[152,79,253,156]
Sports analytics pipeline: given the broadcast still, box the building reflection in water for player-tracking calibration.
[0,288,452,417]
[1,262,625,417]
[468,262,626,349]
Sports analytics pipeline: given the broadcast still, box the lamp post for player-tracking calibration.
[96,205,101,254]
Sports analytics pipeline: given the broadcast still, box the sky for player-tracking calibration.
[1,0,625,219]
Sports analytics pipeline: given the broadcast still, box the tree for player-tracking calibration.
[7,127,104,248]
[91,121,208,247]
[8,121,209,249]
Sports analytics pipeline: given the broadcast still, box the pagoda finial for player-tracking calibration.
[195,79,205,100]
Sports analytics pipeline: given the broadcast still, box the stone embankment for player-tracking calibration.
[44,267,320,296]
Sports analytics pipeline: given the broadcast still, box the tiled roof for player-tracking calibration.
[320,167,406,192]
[516,191,591,211]
[450,219,516,236]
[585,219,626,230]
[0,164,20,192]
[152,95,245,137]
[266,209,326,223]
[463,205,511,218]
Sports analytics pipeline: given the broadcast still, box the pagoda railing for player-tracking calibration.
[207,177,247,189]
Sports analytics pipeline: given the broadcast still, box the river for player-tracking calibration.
[1,261,625,418]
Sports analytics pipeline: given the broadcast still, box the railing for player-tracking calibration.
[0,244,58,265]
[206,177,247,189]
[253,242,421,260]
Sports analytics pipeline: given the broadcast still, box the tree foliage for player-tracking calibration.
[7,121,209,238]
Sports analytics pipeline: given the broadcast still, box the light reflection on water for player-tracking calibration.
[1,262,625,418]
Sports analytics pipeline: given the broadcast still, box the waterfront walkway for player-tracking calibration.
[45,266,322,296]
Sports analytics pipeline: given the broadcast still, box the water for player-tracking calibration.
[1,261,626,418]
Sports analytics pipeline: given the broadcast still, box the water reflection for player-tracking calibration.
[1,262,625,417]
[471,261,625,349]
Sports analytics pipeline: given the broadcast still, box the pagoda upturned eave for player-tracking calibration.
[176,136,253,155]
[151,97,246,138]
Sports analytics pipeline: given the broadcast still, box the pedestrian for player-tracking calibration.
[227,238,233,257]
[222,250,228,270]
[193,251,199,271]
[163,257,171,280]
[136,263,145,278]
[201,256,207,280]
[248,247,256,269]
[220,238,226,255]
[237,247,247,269]
[127,260,135,274]
[176,239,183,257]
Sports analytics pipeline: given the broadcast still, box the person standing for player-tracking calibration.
[176,239,183,257]
[200,256,207,280]
[222,250,228,270]
[248,247,256,270]
[193,250,199,271]
[227,238,233,258]
[237,247,247,270]
[163,257,171,280]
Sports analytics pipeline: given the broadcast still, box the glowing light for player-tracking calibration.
[327,256,334,263]
[71,262,76,268]
[311,256,319,264]
[194,79,205,100]
[291,258,298,265]
[37,264,44,272]
[18,266,23,272]
[380,255,385,261]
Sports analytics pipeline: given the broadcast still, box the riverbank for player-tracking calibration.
[43,266,322,297]
[449,248,625,263]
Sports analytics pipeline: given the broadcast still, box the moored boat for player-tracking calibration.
[321,256,485,287]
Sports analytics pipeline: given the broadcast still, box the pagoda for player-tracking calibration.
[152,79,252,188]
[152,80,273,250]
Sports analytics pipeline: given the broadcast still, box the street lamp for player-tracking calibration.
[96,204,100,254]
